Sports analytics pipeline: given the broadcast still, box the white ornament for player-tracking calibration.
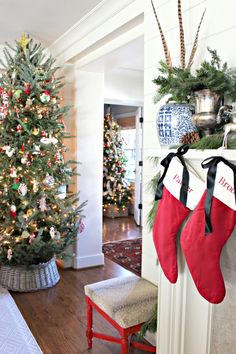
[57,185,67,199]
[32,144,40,155]
[10,167,17,177]
[44,174,55,187]
[32,180,39,193]
[40,137,51,145]
[10,205,16,212]
[50,227,55,239]
[18,183,28,196]
[39,196,47,211]
[4,146,15,157]
[21,156,27,164]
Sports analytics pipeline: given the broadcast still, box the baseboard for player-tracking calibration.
[73,253,104,269]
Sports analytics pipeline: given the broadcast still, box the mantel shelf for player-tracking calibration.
[144,148,236,161]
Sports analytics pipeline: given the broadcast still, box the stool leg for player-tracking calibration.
[120,330,129,354]
[86,297,93,349]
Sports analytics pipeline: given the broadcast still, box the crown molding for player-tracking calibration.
[49,0,144,64]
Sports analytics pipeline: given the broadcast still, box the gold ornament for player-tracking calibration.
[32,128,40,135]
[26,209,33,217]
[19,33,30,52]
[21,231,30,239]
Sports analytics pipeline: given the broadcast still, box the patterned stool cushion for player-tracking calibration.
[84,275,157,328]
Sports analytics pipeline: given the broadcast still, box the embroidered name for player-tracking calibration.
[218,177,235,193]
[173,174,193,193]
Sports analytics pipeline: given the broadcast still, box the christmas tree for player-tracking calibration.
[103,112,131,212]
[0,34,86,266]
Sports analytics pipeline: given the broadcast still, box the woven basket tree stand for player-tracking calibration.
[0,257,60,292]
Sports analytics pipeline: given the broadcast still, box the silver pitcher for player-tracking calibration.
[192,89,223,135]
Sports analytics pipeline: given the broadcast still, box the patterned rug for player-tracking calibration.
[0,287,42,354]
[102,238,142,276]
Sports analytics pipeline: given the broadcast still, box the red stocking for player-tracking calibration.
[153,187,190,283]
[181,157,236,303]
[152,146,191,283]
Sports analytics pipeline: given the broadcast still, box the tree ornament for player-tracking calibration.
[41,130,47,137]
[32,180,39,193]
[3,145,15,157]
[39,196,47,211]
[10,167,17,177]
[19,33,30,52]
[32,144,40,155]
[32,127,40,135]
[21,230,30,239]
[55,151,63,163]
[18,183,28,196]
[24,83,31,95]
[11,182,20,190]
[19,145,25,154]
[29,233,36,244]
[9,205,17,218]
[78,219,85,234]
[40,90,50,103]
[7,248,13,261]
[14,89,22,99]
[50,227,55,239]
[25,98,33,108]
[44,173,55,187]
[16,124,22,133]
[21,156,27,164]
[26,209,33,217]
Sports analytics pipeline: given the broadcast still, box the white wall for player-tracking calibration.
[73,70,104,269]
[104,68,143,106]
[144,0,236,353]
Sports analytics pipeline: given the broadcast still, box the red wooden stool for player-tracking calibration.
[84,275,157,353]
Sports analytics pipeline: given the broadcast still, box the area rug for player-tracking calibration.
[0,287,42,354]
[102,238,142,276]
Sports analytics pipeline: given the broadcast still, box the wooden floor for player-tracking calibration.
[103,215,142,242]
[12,216,145,354]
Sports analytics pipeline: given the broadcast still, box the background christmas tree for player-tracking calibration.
[103,111,131,212]
[0,35,86,266]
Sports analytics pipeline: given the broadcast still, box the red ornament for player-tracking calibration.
[9,211,17,218]
[41,130,47,137]
[44,90,50,96]
[24,83,31,95]
[16,124,22,132]
[21,145,25,152]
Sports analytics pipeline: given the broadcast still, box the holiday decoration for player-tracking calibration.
[18,183,27,196]
[181,156,236,303]
[103,112,131,215]
[152,146,204,283]
[40,90,50,103]
[44,174,55,187]
[0,35,86,278]
[180,131,200,145]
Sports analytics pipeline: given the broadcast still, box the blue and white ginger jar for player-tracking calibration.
[156,103,197,146]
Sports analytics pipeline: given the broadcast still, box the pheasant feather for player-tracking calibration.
[178,0,185,69]
[187,9,206,69]
[151,0,172,69]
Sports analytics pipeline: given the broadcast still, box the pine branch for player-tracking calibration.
[150,0,172,69]
[187,8,206,69]
[178,0,185,69]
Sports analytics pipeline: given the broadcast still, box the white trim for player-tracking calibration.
[49,0,144,64]
[75,22,144,70]
[73,253,104,269]
[104,98,144,107]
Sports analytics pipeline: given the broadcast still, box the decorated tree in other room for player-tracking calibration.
[103,111,131,213]
[0,35,86,266]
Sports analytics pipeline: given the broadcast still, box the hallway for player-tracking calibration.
[103,215,142,243]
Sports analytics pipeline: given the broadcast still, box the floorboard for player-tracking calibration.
[12,216,146,353]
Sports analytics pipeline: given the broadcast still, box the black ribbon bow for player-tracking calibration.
[155,145,190,206]
[202,156,236,234]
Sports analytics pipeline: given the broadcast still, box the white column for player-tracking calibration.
[73,70,104,269]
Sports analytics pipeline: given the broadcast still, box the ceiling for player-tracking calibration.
[0,0,103,46]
